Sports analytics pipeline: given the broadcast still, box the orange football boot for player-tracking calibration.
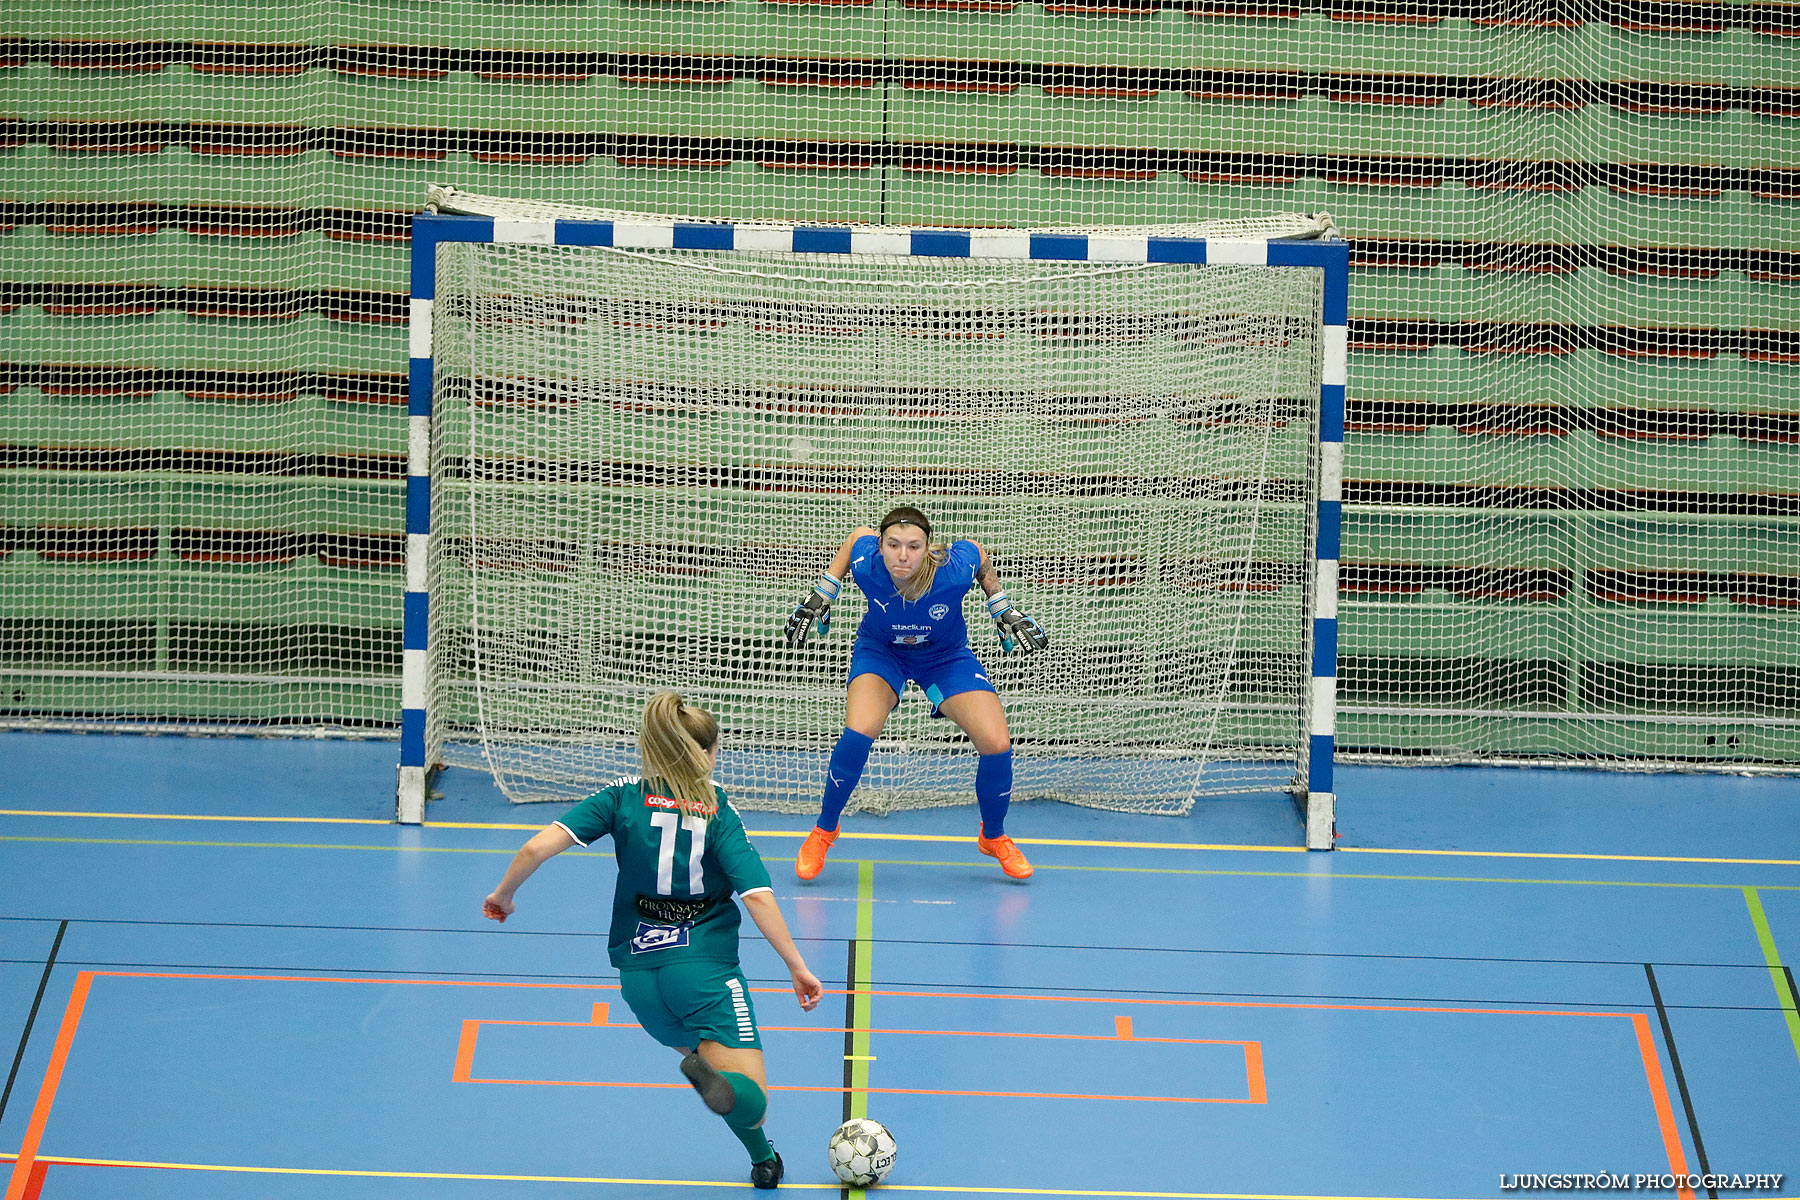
[977,831,1033,879]
[795,825,839,880]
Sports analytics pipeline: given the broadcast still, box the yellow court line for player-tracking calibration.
[880,1192,1484,1199]
[0,809,393,826]
[2,808,1798,867]
[4,838,1797,889]
[11,1155,819,1188]
[744,829,1800,868]
[5,1156,1473,1199]
[1338,846,1800,868]
[756,829,1307,854]
[0,810,1302,849]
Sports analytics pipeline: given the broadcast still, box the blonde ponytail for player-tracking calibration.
[640,692,720,817]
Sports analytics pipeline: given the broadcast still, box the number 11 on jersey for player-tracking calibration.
[650,810,709,895]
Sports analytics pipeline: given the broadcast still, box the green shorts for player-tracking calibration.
[619,960,762,1051]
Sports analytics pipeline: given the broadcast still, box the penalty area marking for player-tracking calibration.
[2,971,1693,1200]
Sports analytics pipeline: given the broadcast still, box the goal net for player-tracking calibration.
[413,196,1341,830]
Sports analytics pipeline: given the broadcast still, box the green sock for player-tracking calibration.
[718,1071,773,1163]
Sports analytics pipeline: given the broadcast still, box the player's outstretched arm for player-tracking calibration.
[482,825,577,922]
[785,526,878,648]
[741,890,824,1011]
[972,542,1048,653]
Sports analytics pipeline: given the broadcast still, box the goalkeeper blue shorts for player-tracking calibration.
[848,641,996,718]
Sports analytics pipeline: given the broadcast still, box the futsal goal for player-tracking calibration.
[401,188,1346,848]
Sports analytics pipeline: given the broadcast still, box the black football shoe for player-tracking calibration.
[751,1149,783,1189]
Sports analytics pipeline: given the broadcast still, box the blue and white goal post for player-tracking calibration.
[398,195,1345,850]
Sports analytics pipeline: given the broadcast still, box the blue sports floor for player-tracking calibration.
[2,731,1797,1199]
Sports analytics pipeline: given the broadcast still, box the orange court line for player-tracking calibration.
[12,1161,44,1200]
[460,1009,1256,1044]
[471,1019,1253,1045]
[3,972,92,1200]
[1244,1041,1268,1105]
[459,1076,1265,1106]
[857,986,1651,1020]
[91,969,616,989]
[454,1004,611,1078]
[87,969,1639,1020]
[454,1013,1264,1104]
[1631,1013,1697,1200]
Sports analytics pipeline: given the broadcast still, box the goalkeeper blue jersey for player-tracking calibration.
[848,534,982,654]
[555,779,773,970]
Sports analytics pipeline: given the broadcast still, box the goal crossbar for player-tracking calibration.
[400,204,1348,849]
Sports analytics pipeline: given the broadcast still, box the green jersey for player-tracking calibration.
[555,777,773,970]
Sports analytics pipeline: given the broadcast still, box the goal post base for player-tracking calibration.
[1303,790,1337,850]
[396,763,433,825]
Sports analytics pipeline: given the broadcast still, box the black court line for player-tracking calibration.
[0,915,615,941]
[841,936,858,1126]
[842,977,1800,1014]
[1,918,66,1127]
[841,937,858,1200]
[32,960,856,994]
[1645,964,1715,1198]
[6,916,1789,973]
[857,936,1792,971]
[32,956,1799,1017]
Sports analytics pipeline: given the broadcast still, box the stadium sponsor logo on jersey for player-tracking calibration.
[629,920,693,954]
[929,604,950,620]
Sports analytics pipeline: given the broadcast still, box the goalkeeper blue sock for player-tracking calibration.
[818,728,874,833]
[719,1071,774,1163]
[976,748,1014,839]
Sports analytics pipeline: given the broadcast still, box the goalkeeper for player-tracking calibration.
[783,506,1048,881]
[482,692,823,1190]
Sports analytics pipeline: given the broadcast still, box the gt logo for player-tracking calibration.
[929,604,950,620]
[629,920,692,954]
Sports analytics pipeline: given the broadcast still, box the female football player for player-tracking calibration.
[783,506,1048,881]
[483,692,823,1190]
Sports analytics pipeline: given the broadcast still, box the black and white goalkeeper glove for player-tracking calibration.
[785,573,841,648]
[986,591,1048,653]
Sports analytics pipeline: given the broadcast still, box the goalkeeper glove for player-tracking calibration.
[986,591,1048,653]
[785,573,841,648]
